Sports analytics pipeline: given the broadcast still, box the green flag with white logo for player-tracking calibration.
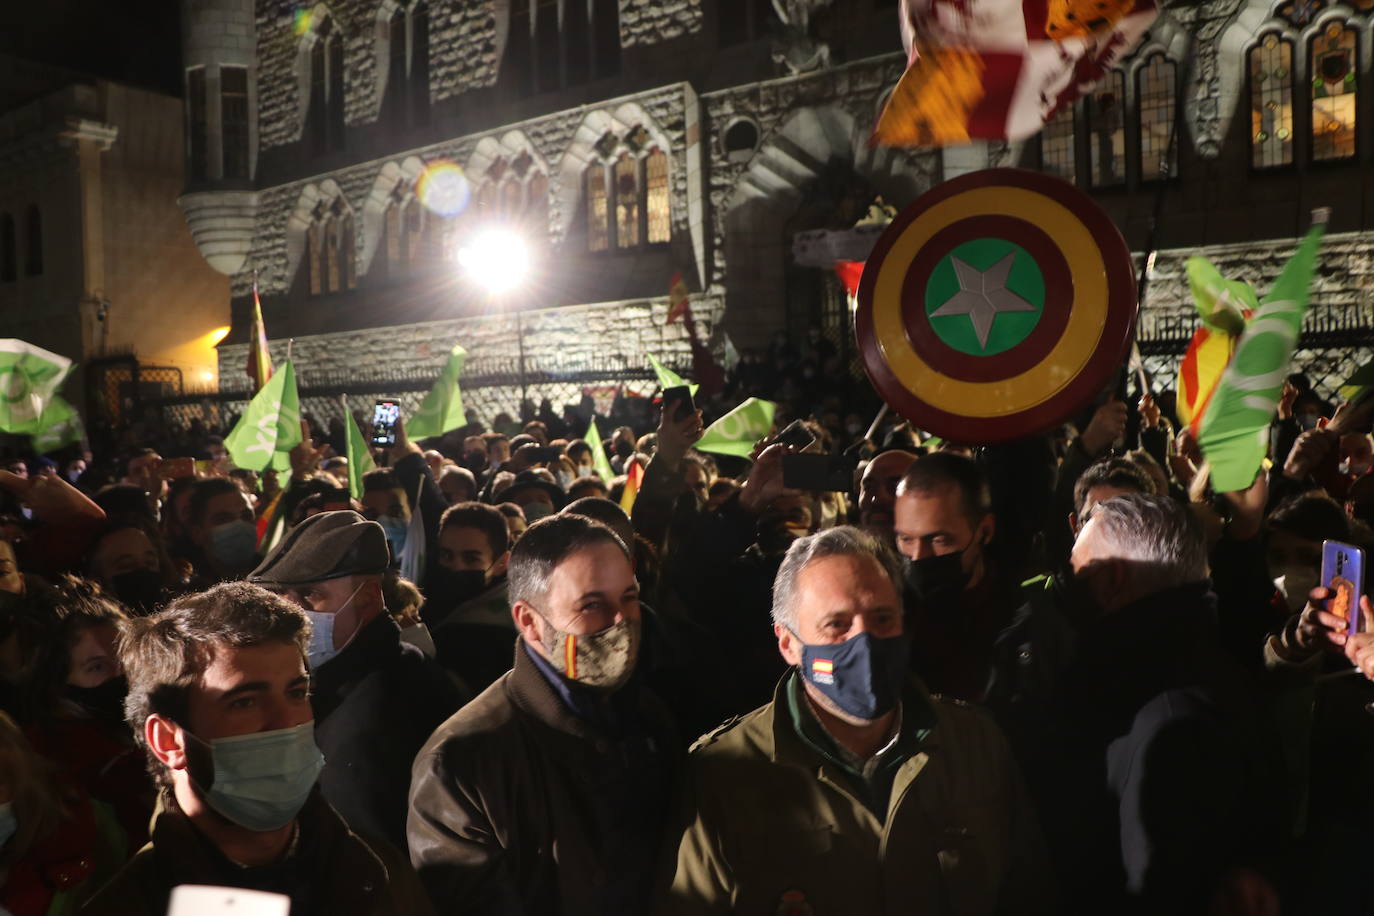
[648,353,699,397]
[408,345,467,439]
[1198,213,1327,492]
[225,359,302,472]
[584,416,615,484]
[694,398,777,459]
[343,399,376,499]
[0,339,75,436]
[33,395,83,453]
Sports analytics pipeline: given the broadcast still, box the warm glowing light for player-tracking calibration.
[416,160,471,217]
[207,326,232,347]
[458,230,530,295]
[201,371,215,382]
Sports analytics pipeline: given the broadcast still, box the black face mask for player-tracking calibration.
[903,552,970,607]
[66,676,128,727]
[110,568,164,615]
[425,567,489,616]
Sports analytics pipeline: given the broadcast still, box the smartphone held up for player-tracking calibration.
[371,399,401,448]
[1322,539,1366,638]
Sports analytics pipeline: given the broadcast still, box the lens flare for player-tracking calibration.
[416,160,472,218]
[458,230,529,295]
[293,8,315,35]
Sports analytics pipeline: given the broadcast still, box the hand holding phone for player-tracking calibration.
[776,420,815,451]
[1322,540,1366,638]
[662,385,695,423]
[371,399,401,448]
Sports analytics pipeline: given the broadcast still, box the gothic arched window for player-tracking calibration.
[1310,20,1357,161]
[1249,32,1296,168]
[1137,54,1177,181]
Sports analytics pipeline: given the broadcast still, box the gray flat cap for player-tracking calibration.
[248,510,389,587]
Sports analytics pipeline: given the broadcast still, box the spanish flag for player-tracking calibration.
[620,460,644,515]
[667,272,691,324]
[246,277,273,393]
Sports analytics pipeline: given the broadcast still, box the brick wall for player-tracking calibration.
[620,0,704,47]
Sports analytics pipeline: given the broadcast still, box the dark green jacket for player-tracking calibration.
[657,673,1054,916]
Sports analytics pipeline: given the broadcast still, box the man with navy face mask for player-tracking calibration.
[659,526,1051,915]
[249,511,463,851]
[84,582,432,916]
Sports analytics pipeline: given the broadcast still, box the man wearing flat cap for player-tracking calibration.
[250,510,465,849]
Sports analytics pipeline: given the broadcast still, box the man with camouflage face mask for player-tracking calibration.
[408,513,678,916]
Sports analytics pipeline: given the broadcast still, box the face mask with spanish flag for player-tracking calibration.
[539,616,641,692]
[797,631,910,722]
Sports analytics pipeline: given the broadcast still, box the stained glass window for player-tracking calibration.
[1041,105,1076,184]
[587,165,609,252]
[1311,21,1357,161]
[307,223,322,295]
[1250,33,1294,168]
[325,227,340,293]
[614,154,640,249]
[645,149,669,244]
[1276,0,1325,27]
[1137,54,1176,181]
[526,171,549,241]
[1087,71,1126,187]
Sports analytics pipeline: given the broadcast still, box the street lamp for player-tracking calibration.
[458,229,532,408]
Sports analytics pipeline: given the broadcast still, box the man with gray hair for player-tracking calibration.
[1048,492,1282,912]
[408,513,678,915]
[658,525,1052,915]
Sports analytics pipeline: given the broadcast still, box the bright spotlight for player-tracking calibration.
[458,230,529,295]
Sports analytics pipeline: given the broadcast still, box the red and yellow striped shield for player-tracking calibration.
[855,169,1137,444]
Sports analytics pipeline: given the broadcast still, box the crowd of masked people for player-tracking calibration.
[2,364,1374,914]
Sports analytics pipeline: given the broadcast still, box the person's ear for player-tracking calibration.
[512,600,544,649]
[775,624,802,667]
[1068,512,1080,538]
[981,514,996,546]
[146,715,188,771]
[491,550,511,578]
[361,580,386,615]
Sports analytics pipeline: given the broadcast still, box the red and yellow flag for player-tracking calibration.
[620,460,644,515]
[667,272,691,324]
[246,278,273,392]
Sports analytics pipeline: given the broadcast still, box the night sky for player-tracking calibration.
[0,0,184,99]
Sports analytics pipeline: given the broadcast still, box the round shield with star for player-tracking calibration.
[855,168,1137,444]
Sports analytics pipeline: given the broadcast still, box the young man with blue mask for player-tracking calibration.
[84,582,431,916]
[186,478,259,585]
[658,526,1052,916]
[249,510,464,852]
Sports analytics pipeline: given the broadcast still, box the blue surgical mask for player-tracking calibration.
[209,520,258,572]
[189,721,325,832]
[301,582,364,669]
[0,801,15,848]
[378,517,408,558]
[797,631,910,721]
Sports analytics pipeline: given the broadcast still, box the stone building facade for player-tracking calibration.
[180,0,1374,425]
[0,56,230,418]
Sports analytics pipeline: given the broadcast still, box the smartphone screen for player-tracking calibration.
[159,457,196,480]
[167,886,290,916]
[1322,540,1366,638]
[371,399,400,448]
[776,420,815,451]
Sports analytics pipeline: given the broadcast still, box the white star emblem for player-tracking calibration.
[929,253,1037,351]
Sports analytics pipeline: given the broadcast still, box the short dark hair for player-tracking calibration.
[508,514,630,606]
[188,478,243,527]
[568,476,609,500]
[1072,458,1156,516]
[1268,492,1350,543]
[362,468,401,493]
[561,497,632,549]
[439,501,510,557]
[896,452,992,523]
[565,440,592,462]
[497,502,524,520]
[120,582,309,795]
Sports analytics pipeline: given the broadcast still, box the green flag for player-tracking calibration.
[1187,256,1257,335]
[647,353,699,398]
[225,359,302,472]
[584,416,615,484]
[694,398,777,459]
[1340,359,1374,403]
[33,395,83,453]
[0,339,74,436]
[343,400,377,499]
[1198,215,1326,492]
[408,345,467,439]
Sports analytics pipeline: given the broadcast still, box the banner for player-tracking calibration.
[408,345,468,439]
[224,360,302,472]
[694,398,777,459]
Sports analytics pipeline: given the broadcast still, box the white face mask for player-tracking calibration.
[1274,569,1319,614]
[301,582,365,669]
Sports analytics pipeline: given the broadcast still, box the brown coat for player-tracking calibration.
[408,641,678,916]
[81,793,432,916]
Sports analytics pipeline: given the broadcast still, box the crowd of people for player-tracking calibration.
[0,360,1373,915]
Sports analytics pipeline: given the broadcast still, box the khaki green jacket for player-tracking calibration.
[656,675,1054,916]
